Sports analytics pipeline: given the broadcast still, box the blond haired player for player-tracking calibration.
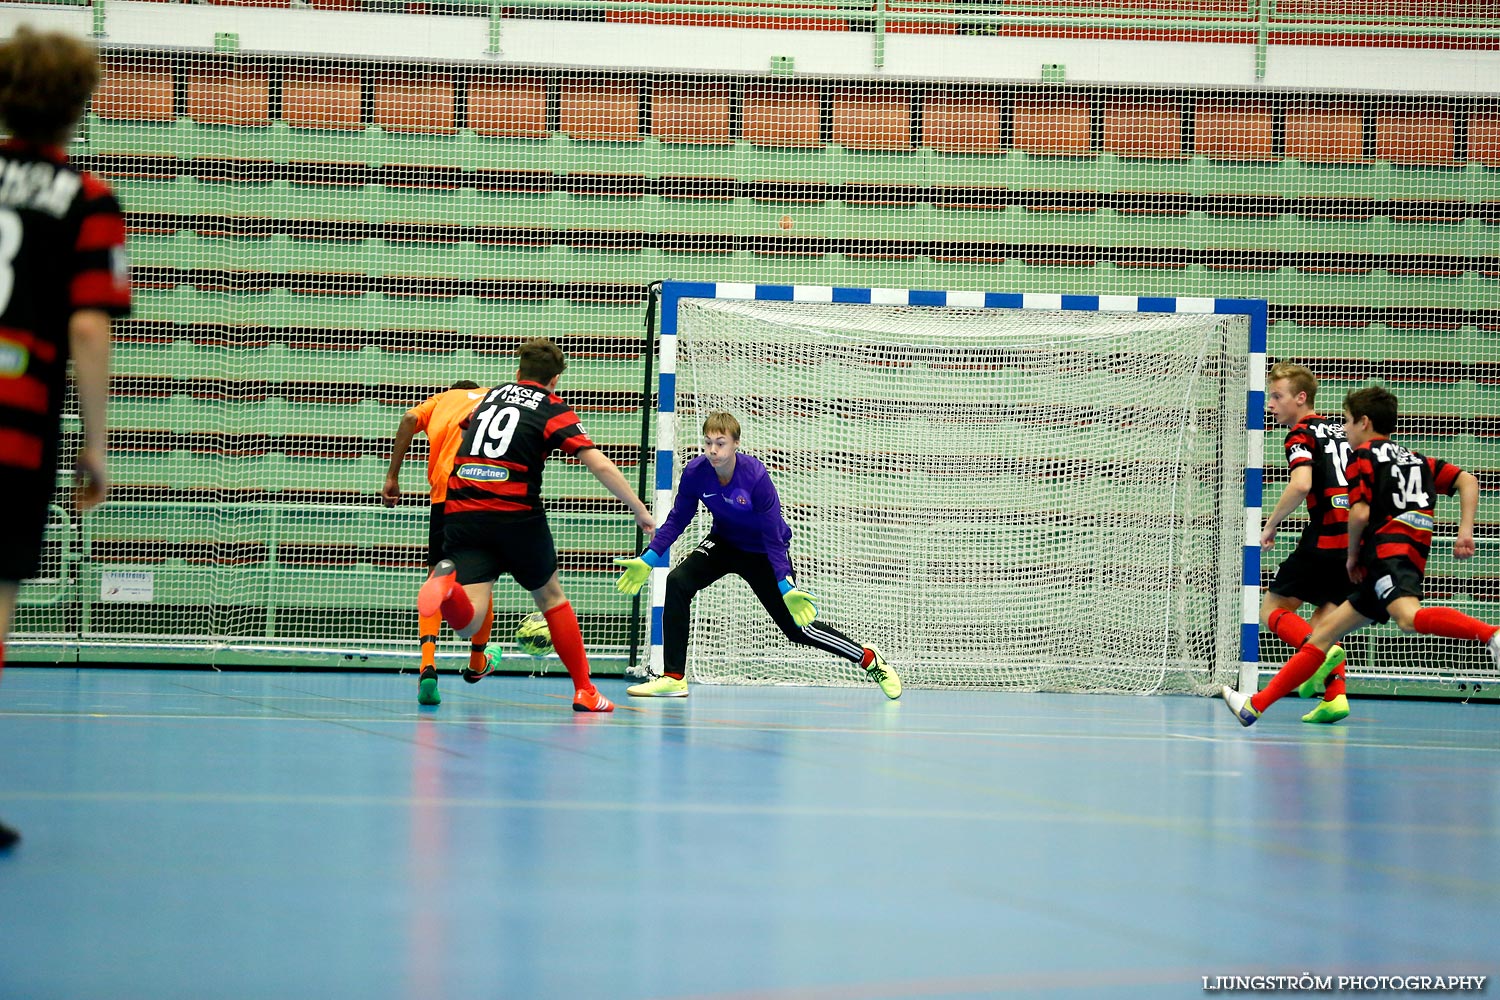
[1259,363,1353,723]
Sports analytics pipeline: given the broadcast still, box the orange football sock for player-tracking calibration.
[419,611,441,669]
[468,606,494,671]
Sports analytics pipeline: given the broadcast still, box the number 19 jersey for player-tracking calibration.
[444,380,594,517]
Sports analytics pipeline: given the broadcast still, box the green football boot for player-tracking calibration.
[1296,643,1346,699]
[417,666,440,706]
[1302,694,1350,724]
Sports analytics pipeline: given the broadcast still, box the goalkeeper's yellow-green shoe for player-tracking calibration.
[862,646,901,700]
[627,675,689,698]
[1296,643,1346,698]
[1301,694,1350,724]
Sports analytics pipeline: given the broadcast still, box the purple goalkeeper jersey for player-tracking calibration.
[647,452,795,579]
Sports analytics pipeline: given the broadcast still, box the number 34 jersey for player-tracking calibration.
[1346,435,1462,574]
[444,380,594,517]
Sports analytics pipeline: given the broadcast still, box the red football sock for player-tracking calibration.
[468,606,494,671]
[1252,643,1327,714]
[1323,663,1347,700]
[1267,607,1312,650]
[441,585,475,634]
[543,601,593,692]
[419,611,441,669]
[1413,607,1499,644]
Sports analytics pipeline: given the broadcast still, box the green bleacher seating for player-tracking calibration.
[656,138,739,180]
[839,148,927,189]
[739,145,841,186]
[926,150,1001,191]
[550,135,656,178]
[463,188,554,229]
[553,191,650,232]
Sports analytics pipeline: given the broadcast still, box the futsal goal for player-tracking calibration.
[643,281,1265,695]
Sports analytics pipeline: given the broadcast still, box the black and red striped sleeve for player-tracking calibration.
[69,174,131,317]
[1429,456,1462,496]
[1283,426,1315,470]
[542,398,594,456]
[1346,448,1374,507]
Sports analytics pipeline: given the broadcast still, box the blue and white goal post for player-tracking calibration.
[644,281,1265,696]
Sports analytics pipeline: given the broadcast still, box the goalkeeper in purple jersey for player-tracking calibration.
[614,411,900,699]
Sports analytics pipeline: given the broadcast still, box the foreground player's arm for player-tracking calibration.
[69,309,112,511]
[1343,446,1375,583]
[1451,469,1478,560]
[615,468,702,594]
[1261,464,1312,550]
[382,410,421,507]
[577,446,655,535]
[1345,500,1370,583]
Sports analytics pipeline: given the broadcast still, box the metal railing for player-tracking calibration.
[52,0,1500,81]
[486,0,1500,75]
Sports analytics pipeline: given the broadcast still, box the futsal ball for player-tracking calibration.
[515,612,553,657]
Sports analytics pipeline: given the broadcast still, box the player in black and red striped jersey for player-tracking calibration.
[1258,363,1355,723]
[1224,385,1500,728]
[418,337,655,712]
[0,27,130,849]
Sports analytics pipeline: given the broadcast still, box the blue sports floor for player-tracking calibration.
[1,668,1496,1000]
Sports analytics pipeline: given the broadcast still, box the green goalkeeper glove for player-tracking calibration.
[613,548,667,595]
[778,577,818,627]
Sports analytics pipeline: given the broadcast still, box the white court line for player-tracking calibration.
[0,790,1496,845]
[4,709,1500,755]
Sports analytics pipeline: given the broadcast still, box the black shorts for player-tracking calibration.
[1348,556,1426,625]
[426,503,447,568]
[1267,545,1354,609]
[0,469,58,582]
[443,511,557,592]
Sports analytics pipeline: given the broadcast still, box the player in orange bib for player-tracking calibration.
[384,380,489,705]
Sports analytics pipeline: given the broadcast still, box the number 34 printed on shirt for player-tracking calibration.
[1390,463,1430,510]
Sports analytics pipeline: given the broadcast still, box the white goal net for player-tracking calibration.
[660,292,1251,695]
